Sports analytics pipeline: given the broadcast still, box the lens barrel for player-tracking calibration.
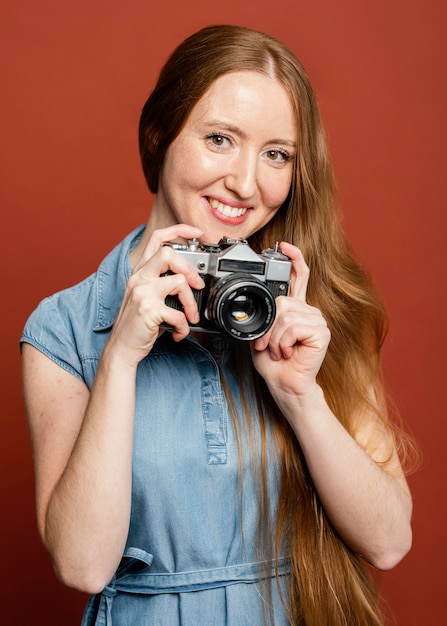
[206,273,276,340]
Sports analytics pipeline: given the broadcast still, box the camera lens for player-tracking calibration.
[206,273,276,340]
[228,295,257,324]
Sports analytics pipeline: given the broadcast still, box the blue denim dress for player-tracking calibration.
[21,227,290,625]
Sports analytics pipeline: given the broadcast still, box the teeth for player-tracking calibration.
[209,197,247,218]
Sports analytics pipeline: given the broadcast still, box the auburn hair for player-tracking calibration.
[139,24,413,625]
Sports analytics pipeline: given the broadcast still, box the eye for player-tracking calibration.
[205,133,232,150]
[211,134,225,146]
[265,149,291,164]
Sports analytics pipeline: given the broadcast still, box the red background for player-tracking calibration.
[1,1,446,623]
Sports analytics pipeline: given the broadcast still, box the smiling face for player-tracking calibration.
[149,70,298,244]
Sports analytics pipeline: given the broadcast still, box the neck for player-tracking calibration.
[129,202,176,270]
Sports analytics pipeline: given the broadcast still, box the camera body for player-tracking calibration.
[163,236,291,341]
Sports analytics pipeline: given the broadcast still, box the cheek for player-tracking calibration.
[166,148,219,193]
[262,170,293,210]
[162,137,197,187]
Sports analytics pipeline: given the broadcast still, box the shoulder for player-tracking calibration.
[21,226,146,380]
[21,273,100,380]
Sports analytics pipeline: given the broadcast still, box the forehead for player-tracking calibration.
[188,70,297,139]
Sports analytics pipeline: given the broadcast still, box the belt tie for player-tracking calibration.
[81,547,288,625]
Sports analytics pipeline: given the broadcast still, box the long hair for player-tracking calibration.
[139,25,412,625]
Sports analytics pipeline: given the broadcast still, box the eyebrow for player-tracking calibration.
[203,119,297,149]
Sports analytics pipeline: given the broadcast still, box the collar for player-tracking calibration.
[92,225,145,331]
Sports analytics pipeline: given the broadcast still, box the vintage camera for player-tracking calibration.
[163,236,291,341]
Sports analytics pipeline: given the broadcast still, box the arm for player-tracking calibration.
[23,342,136,593]
[251,242,412,570]
[23,224,205,593]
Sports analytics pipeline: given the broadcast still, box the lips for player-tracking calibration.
[208,197,248,218]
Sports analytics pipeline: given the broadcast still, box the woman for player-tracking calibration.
[21,25,413,625]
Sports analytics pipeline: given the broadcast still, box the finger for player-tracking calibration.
[133,224,203,273]
[253,325,274,352]
[254,300,327,357]
[252,296,296,353]
[275,305,330,356]
[162,272,202,325]
[278,242,309,301]
[160,306,194,342]
[131,270,202,326]
[133,245,206,290]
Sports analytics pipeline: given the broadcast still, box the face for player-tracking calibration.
[152,70,298,244]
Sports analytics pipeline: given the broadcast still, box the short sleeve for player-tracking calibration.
[20,295,84,381]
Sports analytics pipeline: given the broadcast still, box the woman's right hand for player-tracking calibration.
[22,224,205,593]
[108,224,205,367]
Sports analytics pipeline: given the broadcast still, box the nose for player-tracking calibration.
[224,149,258,200]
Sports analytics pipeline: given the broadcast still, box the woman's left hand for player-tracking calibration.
[251,243,413,569]
[251,242,330,400]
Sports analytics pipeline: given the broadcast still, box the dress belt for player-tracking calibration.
[81,547,289,626]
